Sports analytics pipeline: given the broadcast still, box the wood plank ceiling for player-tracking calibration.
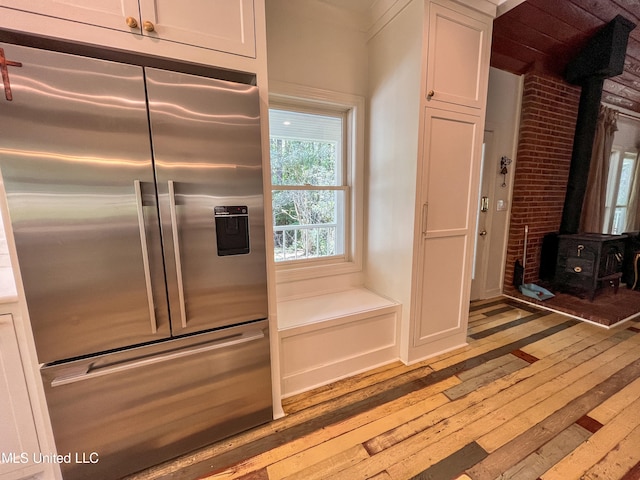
[491,0,640,114]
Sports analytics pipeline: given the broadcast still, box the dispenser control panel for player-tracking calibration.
[214,206,250,256]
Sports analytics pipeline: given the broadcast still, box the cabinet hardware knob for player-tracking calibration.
[427,90,435,98]
[143,20,155,32]
[574,266,583,273]
[479,230,487,236]
[125,16,138,29]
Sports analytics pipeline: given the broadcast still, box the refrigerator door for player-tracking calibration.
[40,320,273,480]
[0,44,170,363]
[145,68,268,334]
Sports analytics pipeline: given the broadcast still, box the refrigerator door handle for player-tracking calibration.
[49,329,265,387]
[168,180,187,328]
[134,180,158,334]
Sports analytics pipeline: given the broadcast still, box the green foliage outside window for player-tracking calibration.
[270,137,339,260]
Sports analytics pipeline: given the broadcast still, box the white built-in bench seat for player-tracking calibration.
[277,288,400,397]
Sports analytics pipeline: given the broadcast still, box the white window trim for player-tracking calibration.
[604,147,639,234]
[268,81,364,283]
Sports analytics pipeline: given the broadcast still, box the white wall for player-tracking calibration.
[265,0,370,300]
[265,0,369,97]
[365,0,423,358]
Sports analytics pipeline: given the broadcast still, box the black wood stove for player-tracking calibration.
[555,233,626,301]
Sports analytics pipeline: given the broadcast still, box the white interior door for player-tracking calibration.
[471,130,496,300]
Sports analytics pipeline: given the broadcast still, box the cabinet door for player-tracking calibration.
[0,0,256,58]
[425,2,491,109]
[0,315,41,477]
[0,0,140,33]
[413,108,481,346]
[138,0,256,57]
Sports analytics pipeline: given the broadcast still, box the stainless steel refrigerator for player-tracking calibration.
[0,42,272,480]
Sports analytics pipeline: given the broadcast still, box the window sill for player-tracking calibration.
[275,259,362,284]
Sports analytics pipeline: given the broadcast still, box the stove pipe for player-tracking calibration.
[559,15,636,235]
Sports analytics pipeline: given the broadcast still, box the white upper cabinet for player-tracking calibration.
[138,0,255,57]
[0,0,256,57]
[425,2,490,109]
[0,0,140,33]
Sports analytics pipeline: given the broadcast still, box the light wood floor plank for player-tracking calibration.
[124,300,640,480]
[282,360,417,414]
[467,308,530,332]
[521,321,613,359]
[540,396,640,480]
[376,338,640,480]
[429,313,570,371]
[468,358,640,480]
[583,426,640,480]
[445,355,530,400]
[477,334,640,453]
[266,392,450,480]
[203,378,457,479]
[324,331,627,480]
[278,444,369,480]
[368,331,630,456]
[588,376,640,425]
[456,353,522,382]
[495,424,591,480]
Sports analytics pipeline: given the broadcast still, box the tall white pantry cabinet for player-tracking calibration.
[367,0,494,363]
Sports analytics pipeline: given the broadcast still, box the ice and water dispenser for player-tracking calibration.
[214,206,250,256]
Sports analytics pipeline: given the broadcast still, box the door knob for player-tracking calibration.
[125,16,138,28]
[143,20,155,32]
[479,230,487,236]
[427,90,435,98]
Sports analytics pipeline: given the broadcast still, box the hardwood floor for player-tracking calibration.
[127,297,640,480]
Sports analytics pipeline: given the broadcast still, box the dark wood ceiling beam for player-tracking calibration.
[491,0,640,116]
[489,51,531,75]
[608,68,640,92]
[491,31,569,76]
[567,0,640,27]
[623,37,640,61]
[528,0,604,32]
[492,16,563,55]
[602,91,640,111]
[508,2,584,43]
[604,79,640,102]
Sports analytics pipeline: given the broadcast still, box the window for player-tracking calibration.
[270,108,346,262]
[268,84,363,280]
[603,149,638,234]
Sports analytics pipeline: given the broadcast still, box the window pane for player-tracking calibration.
[612,207,626,235]
[272,189,345,261]
[616,157,635,206]
[605,151,620,209]
[269,109,342,186]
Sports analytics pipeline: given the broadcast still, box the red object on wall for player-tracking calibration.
[504,72,581,292]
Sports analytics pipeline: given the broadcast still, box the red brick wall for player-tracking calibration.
[504,72,581,292]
